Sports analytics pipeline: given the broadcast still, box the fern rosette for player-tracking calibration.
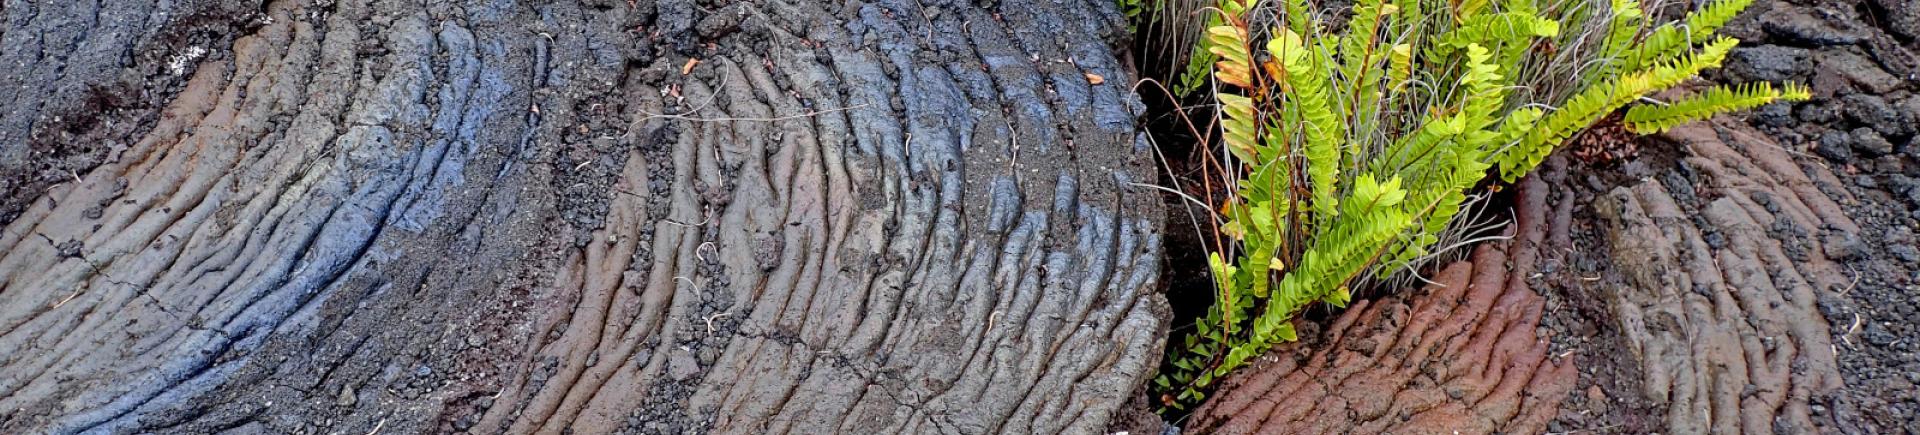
[1152,0,1807,412]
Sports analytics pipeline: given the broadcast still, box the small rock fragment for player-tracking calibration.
[1851,127,1894,157]
[55,239,83,258]
[1863,322,1897,347]
[1843,94,1910,138]
[1816,130,1854,162]
[1823,231,1868,262]
[1754,102,1795,127]
[1799,102,1840,123]
[1872,0,1920,40]
[1762,6,1865,46]
[1729,45,1811,82]
[1890,244,1920,263]
[668,349,699,380]
[1820,51,1906,95]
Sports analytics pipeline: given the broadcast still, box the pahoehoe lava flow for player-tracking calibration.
[0,0,1170,433]
[7,0,1920,433]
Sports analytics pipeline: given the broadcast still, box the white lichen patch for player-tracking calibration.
[167,46,208,76]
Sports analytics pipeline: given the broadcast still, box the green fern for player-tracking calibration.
[1497,37,1739,181]
[1625,82,1811,133]
[1431,13,1561,55]
[1151,0,1799,413]
[1686,0,1755,40]
[1271,30,1347,219]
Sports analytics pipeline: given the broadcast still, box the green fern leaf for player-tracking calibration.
[1270,30,1346,219]
[1624,82,1812,133]
[1219,93,1261,161]
[1431,13,1560,56]
[1497,37,1737,181]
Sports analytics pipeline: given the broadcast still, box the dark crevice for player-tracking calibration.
[1129,16,1217,424]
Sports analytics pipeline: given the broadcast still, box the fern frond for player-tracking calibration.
[1271,30,1347,219]
[1685,0,1753,40]
[1341,0,1396,119]
[1432,12,1560,55]
[1225,174,1411,376]
[1219,93,1261,160]
[1600,0,1645,60]
[1208,25,1257,89]
[1396,0,1425,32]
[1620,24,1686,71]
[1156,0,1775,413]
[1172,0,1236,96]
[1281,0,1315,35]
[1377,45,1506,272]
[1644,36,1738,88]
[1497,37,1736,180]
[1458,45,1509,128]
[1457,0,1490,21]
[1389,43,1415,90]
[1619,0,1748,72]
[1624,82,1811,133]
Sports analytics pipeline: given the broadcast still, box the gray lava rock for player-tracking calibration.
[1817,129,1855,162]
[1889,174,1919,194]
[1853,127,1896,157]
[338,386,356,407]
[1755,101,1796,127]
[1799,102,1841,124]
[1823,231,1869,262]
[1729,45,1812,82]
[1863,322,1897,347]
[1892,244,1920,263]
[1898,96,1920,134]
[1818,51,1907,95]
[1843,94,1911,138]
[1761,6,1866,47]
[667,348,699,380]
[1873,0,1920,40]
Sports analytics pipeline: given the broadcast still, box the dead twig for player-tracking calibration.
[704,312,732,334]
[1842,312,1862,348]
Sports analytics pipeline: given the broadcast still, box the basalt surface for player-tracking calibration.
[8,0,1920,433]
[1547,120,1853,434]
[1535,0,1920,428]
[0,0,1170,433]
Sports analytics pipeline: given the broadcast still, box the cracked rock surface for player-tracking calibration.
[0,0,1169,433]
